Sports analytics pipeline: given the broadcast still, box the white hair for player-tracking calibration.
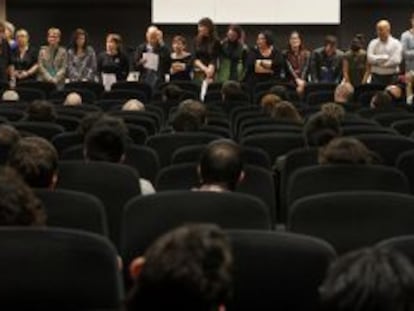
[63,92,82,106]
[122,99,145,111]
[2,90,19,102]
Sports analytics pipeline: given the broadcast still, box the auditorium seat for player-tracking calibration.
[13,121,65,140]
[101,89,148,104]
[372,112,414,127]
[378,235,414,264]
[392,119,414,136]
[306,91,334,106]
[396,150,414,194]
[65,81,104,98]
[15,87,46,101]
[17,80,56,97]
[111,81,153,100]
[49,88,97,104]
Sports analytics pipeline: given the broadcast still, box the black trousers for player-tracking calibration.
[371,73,399,86]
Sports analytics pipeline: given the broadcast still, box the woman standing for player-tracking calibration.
[244,30,283,87]
[343,34,370,87]
[283,31,311,97]
[193,17,221,83]
[67,28,97,82]
[97,33,129,83]
[11,29,38,82]
[170,35,192,81]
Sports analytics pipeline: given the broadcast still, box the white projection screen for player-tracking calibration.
[152,0,340,24]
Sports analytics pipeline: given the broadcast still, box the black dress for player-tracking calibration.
[0,39,11,82]
[11,46,38,81]
[170,53,193,81]
[193,37,221,81]
[97,51,129,81]
[244,47,283,86]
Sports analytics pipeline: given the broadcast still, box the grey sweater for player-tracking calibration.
[401,30,414,71]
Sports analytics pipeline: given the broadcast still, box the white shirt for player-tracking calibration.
[139,178,156,195]
[367,35,402,75]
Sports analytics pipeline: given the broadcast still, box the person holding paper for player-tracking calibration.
[367,20,402,85]
[134,26,170,88]
[97,33,129,86]
[193,17,221,84]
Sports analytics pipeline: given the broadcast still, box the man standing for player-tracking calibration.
[401,13,414,104]
[367,20,402,85]
[0,22,12,83]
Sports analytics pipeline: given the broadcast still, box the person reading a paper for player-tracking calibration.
[134,26,170,88]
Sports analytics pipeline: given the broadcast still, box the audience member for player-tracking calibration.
[0,125,20,165]
[197,139,245,192]
[122,99,145,111]
[0,167,46,226]
[8,137,58,189]
[161,84,183,103]
[63,92,82,106]
[269,84,290,100]
[334,82,354,104]
[1,89,19,102]
[320,102,346,122]
[260,93,282,115]
[11,29,38,82]
[370,90,393,109]
[26,100,57,122]
[169,35,192,81]
[178,99,207,126]
[304,112,342,147]
[271,101,303,124]
[343,34,369,87]
[320,246,414,311]
[67,28,97,82]
[221,80,244,102]
[310,35,344,83]
[37,28,67,87]
[367,20,402,85]
[171,110,201,132]
[126,224,233,311]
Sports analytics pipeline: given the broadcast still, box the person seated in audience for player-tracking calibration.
[343,34,370,87]
[334,82,354,105]
[216,24,248,83]
[63,92,82,106]
[178,99,208,126]
[134,26,170,88]
[11,29,39,82]
[8,137,58,189]
[269,84,290,101]
[385,83,405,104]
[26,100,57,122]
[4,22,17,52]
[97,33,129,84]
[320,246,414,311]
[193,17,221,84]
[221,80,245,102]
[270,101,303,124]
[67,28,97,82]
[0,22,13,83]
[370,90,393,109]
[261,93,282,116]
[0,167,46,226]
[169,35,192,81]
[245,30,283,86]
[197,139,245,192]
[122,99,145,112]
[37,28,67,88]
[161,84,183,103]
[304,111,342,147]
[1,89,19,102]
[171,110,202,132]
[0,125,20,165]
[126,224,233,311]
[77,111,104,137]
[318,137,376,165]
[310,35,344,83]
[320,102,346,122]
[84,124,155,195]
[283,30,311,97]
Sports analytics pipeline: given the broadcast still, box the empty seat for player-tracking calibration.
[288,191,414,254]
[17,80,56,97]
[0,227,123,309]
[15,87,46,101]
[391,118,414,136]
[52,131,83,154]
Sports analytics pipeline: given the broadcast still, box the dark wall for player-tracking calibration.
[6,0,414,52]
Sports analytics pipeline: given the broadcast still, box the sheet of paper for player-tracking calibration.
[102,73,117,91]
[127,71,140,82]
[200,79,209,101]
[143,52,160,71]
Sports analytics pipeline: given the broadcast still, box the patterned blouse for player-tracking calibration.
[67,46,97,82]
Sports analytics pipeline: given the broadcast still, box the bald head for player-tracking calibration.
[146,26,159,47]
[64,92,82,106]
[376,20,391,41]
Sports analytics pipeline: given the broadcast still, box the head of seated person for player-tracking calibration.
[126,224,233,311]
[320,102,346,122]
[320,246,414,311]
[26,100,57,122]
[334,82,354,105]
[304,112,342,147]
[318,137,377,165]
[386,84,404,103]
[370,91,393,110]
[261,94,282,116]
[0,167,46,226]
[221,80,243,102]
[197,139,245,192]
[7,137,59,189]
[2,90,19,102]
[178,99,207,126]
[162,84,183,103]
[63,92,83,107]
[77,112,105,137]
[84,125,127,164]
[0,125,20,165]
[271,101,303,124]
[80,114,129,140]
[122,99,145,112]
[269,85,289,101]
[172,111,201,132]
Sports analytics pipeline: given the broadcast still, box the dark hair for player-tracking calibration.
[162,84,183,102]
[288,30,305,51]
[0,167,46,226]
[371,91,392,109]
[269,85,290,101]
[197,17,217,39]
[26,100,57,122]
[227,24,243,40]
[178,99,207,125]
[195,18,219,54]
[324,35,338,46]
[271,101,303,124]
[7,137,58,188]
[304,112,342,147]
[320,246,414,311]
[199,139,244,191]
[0,125,20,165]
[106,33,123,52]
[350,35,363,52]
[319,137,376,165]
[77,112,105,137]
[221,81,243,101]
[172,111,201,132]
[70,28,89,51]
[258,30,274,47]
[84,125,127,163]
[126,224,233,311]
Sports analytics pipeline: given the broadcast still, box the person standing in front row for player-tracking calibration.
[310,35,344,83]
[0,22,13,83]
[37,28,67,88]
[401,13,414,104]
[367,20,402,85]
[11,29,39,82]
[169,35,193,81]
[343,34,370,87]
